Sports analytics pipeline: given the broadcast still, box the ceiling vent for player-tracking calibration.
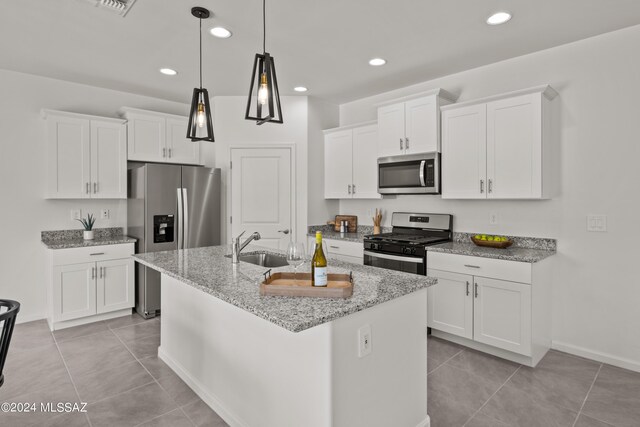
[84,0,138,17]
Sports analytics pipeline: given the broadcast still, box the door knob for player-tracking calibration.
[278,229,290,235]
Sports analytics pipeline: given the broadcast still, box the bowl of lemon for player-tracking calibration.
[470,234,513,249]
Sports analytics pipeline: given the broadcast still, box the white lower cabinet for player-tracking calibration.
[307,237,363,265]
[426,270,473,339]
[427,251,551,366]
[47,243,134,330]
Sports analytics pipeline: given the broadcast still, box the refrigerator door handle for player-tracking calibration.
[182,188,189,249]
[177,188,184,249]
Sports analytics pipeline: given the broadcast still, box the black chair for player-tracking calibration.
[0,300,20,388]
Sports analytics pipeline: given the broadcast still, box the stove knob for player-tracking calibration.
[411,247,417,255]
[403,247,410,254]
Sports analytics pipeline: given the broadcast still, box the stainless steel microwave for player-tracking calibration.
[377,152,440,194]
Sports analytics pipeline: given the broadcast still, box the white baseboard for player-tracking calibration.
[158,346,249,427]
[417,415,431,427]
[552,340,640,373]
[15,312,47,324]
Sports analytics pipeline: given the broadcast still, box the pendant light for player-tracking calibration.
[245,0,283,125]
[187,7,215,142]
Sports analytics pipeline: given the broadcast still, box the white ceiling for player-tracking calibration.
[1,0,640,105]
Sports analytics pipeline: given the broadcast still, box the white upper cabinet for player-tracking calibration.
[324,123,380,199]
[44,110,126,199]
[122,107,201,165]
[441,104,487,199]
[441,85,557,200]
[377,89,455,157]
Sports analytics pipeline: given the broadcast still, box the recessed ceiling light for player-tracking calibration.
[210,27,232,38]
[486,11,512,25]
[294,86,308,92]
[369,58,387,66]
[159,68,178,76]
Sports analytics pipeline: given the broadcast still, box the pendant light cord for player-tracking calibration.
[262,0,266,54]
[199,17,203,89]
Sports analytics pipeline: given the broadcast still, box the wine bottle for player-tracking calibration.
[311,231,328,287]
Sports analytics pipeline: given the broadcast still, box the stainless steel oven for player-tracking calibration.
[363,250,426,275]
[378,152,440,195]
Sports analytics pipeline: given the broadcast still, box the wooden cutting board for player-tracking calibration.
[334,215,357,233]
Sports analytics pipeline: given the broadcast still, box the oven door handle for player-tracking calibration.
[419,160,426,187]
[364,250,425,264]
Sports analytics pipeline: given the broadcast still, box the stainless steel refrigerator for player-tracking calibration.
[127,163,221,318]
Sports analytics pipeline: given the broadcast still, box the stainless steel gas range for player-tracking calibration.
[363,212,453,275]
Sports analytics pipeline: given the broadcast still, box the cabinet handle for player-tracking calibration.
[399,138,403,150]
[91,267,95,279]
[168,148,172,158]
[86,182,90,194]
[93,182,97,193]
[488,179,493,194]
[475,283,479,298]
[329,245,340,249]
[348,184,352,194]
[99,267,102,278]
[90,252,105,256]
[352,184,356,194]
[464,264,481,269]
[405,137,409,150]
[163,148,166,157]
[466,281,470,296]
[480,179,485,194]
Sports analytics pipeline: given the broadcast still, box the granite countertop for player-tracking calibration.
[307,225,391,243]
[41,228,137,250]
[427,242,555,263]
[133,245,436,333]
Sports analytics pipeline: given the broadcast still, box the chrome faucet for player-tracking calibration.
[231,231,261,263]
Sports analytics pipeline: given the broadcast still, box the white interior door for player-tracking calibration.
[90,120,127,199]
[427,269,474,339]
[231,147,292,250]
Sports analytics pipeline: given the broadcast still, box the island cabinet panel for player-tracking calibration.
[158,274,429,427]
[427,251,552,367]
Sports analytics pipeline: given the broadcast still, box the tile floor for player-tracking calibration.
[0,314,228,427]
[427,336,639,427]
[2,316,639,427]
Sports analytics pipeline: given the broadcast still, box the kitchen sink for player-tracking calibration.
[226,251,290,268]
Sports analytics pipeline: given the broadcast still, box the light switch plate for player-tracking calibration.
[587,215,607,232]
[101,209,110,219]
[70,209,82,220]
[489,212,499,225]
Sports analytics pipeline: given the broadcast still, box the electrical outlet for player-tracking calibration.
[489,212,499,225]
[70,209,82,220]
[101,209,110,219]
[358,324,372,358]
[587,215,607,232]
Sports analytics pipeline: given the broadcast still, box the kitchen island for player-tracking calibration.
[134,245,436,427]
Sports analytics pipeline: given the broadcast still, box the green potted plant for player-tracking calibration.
[76,213,96,240]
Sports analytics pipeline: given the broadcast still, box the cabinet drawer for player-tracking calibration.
[51,243,134,266]
[427,252,531,284]
[324,239,363,259]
